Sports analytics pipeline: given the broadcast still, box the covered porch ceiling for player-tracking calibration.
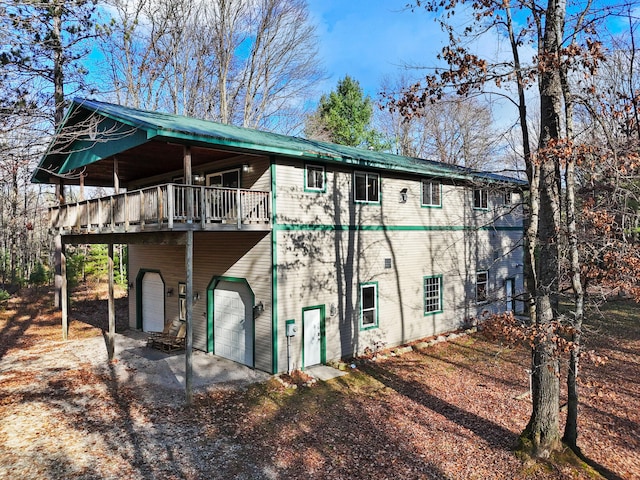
[65,141,263,188]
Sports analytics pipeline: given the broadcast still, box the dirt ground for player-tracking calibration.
[0,286,638,479]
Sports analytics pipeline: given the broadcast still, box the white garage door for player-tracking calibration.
[142,272,165,332]
[214,281,253,366]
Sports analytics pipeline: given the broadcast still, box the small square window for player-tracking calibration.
[305,165,325,192]
[473,189,488,209]
[424,276,443,315]
[354,172,380,203]
[476,271,488,303]
[360,283,378,329]
[422,180,441,207]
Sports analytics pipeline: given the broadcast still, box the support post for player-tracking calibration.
[113,157,120,194]
[54,234,63,309]
[185,230,193,405]
[61,243,68,340]
[54,178,65,309]
[107,243,115,361]
[184,146,194,405]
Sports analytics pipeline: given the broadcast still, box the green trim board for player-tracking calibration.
[270,160,278,374]
[134,269,164,330]
[359,282,379,331]
[274,223,524,232]
[301,305,326,368]
[205,275,256,367]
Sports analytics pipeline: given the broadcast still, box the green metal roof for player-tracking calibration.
[33,97,526,186]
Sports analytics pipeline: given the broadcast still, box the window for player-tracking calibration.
[423,275,443,315]
[206,169,240,188]
[178,282,186,321]
[354,172,380,203]
[476,271,488,303]
[503,191,512,205]
[360,283,378,329]
[473,188,488,209]
[421,180,441,207]
[305,164,325,192]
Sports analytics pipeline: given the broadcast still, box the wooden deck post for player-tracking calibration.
[107,243,115,361]
[113,157,120,194]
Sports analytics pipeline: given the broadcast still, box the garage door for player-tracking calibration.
[142,272,165,332]
[214,281,253,366]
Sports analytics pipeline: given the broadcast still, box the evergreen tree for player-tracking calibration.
[306,76,388,150]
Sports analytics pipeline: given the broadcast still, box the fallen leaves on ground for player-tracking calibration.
[0,287,637,479]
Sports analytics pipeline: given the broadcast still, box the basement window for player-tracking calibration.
[423,275,443,315]
[476,271,488,303]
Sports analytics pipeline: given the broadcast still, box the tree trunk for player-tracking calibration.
[561,42,584,452]
[524,0,566,456]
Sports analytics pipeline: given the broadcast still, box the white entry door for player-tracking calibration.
[142,272,164,332]
[214,281,253,366]
[303,307,322,368]
[505,278,515,313]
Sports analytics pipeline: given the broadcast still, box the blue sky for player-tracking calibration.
[306,1,444,99]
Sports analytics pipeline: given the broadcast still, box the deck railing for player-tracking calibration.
[50,184,271,233]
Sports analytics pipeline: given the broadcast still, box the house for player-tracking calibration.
[34,98,526,375]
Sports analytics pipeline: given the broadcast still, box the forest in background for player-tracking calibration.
[1,0,638,302]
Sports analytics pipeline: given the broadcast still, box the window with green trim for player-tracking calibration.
[360,283,378,328]
[423,275,442,314]
[476,271,488,303]
[354,172,380,203]
[305,164,325,192]
[422,180,441,207]
[473,188,488,209]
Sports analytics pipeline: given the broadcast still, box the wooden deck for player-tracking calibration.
[50,184,271,234]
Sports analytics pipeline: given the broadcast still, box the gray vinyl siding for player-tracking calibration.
[128,231,272,372]
[273,159,525,371]
[273,159,523,229]
[276,228,524,370]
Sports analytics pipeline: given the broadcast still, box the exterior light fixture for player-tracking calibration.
[253,301,264,317]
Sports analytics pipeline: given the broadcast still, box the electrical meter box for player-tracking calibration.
[285,322,298,337]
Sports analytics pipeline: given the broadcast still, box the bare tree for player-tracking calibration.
[100,0,324,132]
[389,0,629,458]
[379,76,501,169]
